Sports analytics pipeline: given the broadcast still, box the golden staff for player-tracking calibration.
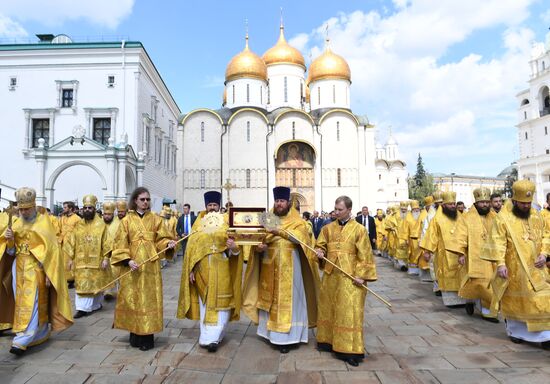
[279,227,392,308]
[93,231,196,294]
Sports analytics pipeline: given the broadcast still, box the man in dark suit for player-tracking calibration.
[176,203,196,259]
[356,206,377,250]
[310,210,326,238]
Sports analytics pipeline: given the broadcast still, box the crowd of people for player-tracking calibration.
[1,179,549,365]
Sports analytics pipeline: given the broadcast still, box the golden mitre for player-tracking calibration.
[15,187,36,209]
[512,179,535,203]
[116,200,128,211]
[399,201,409,209]
[376,208,384,215]
[433,190,443,203]
[103,201,116,214]
[441,191,456,204]
[424,196,434,206]
[410,200,420,209]
[161,206,171,216]
[473,187,491,202]
[82,194,98,207]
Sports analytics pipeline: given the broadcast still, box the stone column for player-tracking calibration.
[35,138,47,206]
[105,137,117,201]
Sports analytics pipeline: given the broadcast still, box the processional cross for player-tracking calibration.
[222,178,236,201]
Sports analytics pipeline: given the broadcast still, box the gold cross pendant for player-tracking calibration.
[210,244,218,254]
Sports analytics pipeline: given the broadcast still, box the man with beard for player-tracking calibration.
[421,191,443,290]
[63,195,111,318]
[490,193,503,214]
[101,202,118,301]
[116,200,128,220]
[449,188,498,321]
[456,201,466,215]
[59,200,81,288]
[0,187,73,355]
[417,196,433,280]
[314,195,377,366]
[375,209,388,257]
[482,180,550,347]
[178,191,243,353]
[243,187,320,354]
[112,187,177,351]
[384,205,399,262]
[395,201,410,271]
[403,200,423,275]
[421,191,467,307]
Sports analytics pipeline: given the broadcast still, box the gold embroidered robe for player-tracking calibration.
[242,208,320,333]
[482,205,550,331]
[385,212,399,258]
[160,216,177,260]
[375,217,388,252]
[315,219,377,354]
[63,214,111,295]
[59,213,81,281]
[396,213,411,262]
[448,208,497,309]
[177,211,243,324]
[404,213,423,266]
[417,209,429,270]
[420,211,461,291]
[0,212,14,331]
[0,213,73,333]
[111,211,173,335]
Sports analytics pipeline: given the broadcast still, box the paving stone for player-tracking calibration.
[277,372,323,384]
[443,352,506,368]
[347,353,400,371]
[25,372,90,384]
[86,374,143,384]
[101,349,156,366]
[67,363,123,374]
[163,369,223,384]
[221,373,277,384]
[55,349,111,364]
[323,371,381,384]
[495,351,550,367]
[375,370,439,384]
[177,352,232,373]
[487,367,550,384]
[150,350,187,367]
[294,357,347,371]
[226,336,280,375]
[397,355,455,370]
[429,369,500,383]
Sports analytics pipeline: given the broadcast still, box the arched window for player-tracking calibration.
[332,84,336,104]
[246,121,250,142]
[284,77,288,103]
[300,82,303,100]
[336,121,340,141]
[292,121,295,140]
[524,111,527,120]
[268,85,271,104]
[317,87,321,106]
[200,121,205,142]
[246,169,251,188]
[378,174,381,180]
[260,85,263,104]
[337,168,342,187]
[232,85,235,103]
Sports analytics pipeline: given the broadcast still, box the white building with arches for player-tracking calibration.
[516,30,550,204]
[178,25,408,212]
[0,34,180,210]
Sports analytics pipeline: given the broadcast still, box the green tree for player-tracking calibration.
[408,153,436,204]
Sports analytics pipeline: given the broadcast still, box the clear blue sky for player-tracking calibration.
[2,0,549,176]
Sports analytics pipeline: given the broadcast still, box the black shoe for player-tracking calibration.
[510,336,523,344]
[482,316,499,323]
[73,310,90,319]
[400,266,408,272]
[465,303,475,316]
[279,345,290,354]
[129,333,138,348]
[104,294,114,302]
[9,346,25,356]
[317,343,332,352]
[68,281,75,289]
[435,291,442,297]
[207,343,218,353]
[541,341,550,350]
[345,358,359,367]
[139,344,154,351]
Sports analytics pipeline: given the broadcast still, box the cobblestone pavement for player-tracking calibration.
[2,256,550,384]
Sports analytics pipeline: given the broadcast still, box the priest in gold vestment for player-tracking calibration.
[384,206,398,262]
[160,206,178,263]
[0,210,15,334]
[448,187,498,321]
[177,191,243,353]
[420,191,467,306]
[101,201,119,301]
[483,180,550,347]
[0,187,73,355]
[63,195,111,318]
[59,201,81,285]
[394,201,410,271]
[111,187,176,351]
[375,209,388,258]
[417,196,432,280]
[315,195,377,366]
[421,191,443,289]
[243,187,320,354]
[402,200,423,275]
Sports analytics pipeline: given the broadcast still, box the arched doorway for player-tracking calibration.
[275,141,315,213]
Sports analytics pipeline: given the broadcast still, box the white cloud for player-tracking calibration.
[541,9,550,24]
[294,1,538,175]
[0,0,134,29]
[0,14,28,38]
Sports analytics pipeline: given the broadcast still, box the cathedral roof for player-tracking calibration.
[262,25,305,68]
[225,34,267,83]
[308,39,351,84]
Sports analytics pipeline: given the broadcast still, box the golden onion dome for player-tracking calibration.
[263,25,305,68]
[225,35,267,83]
[308,39,351,84]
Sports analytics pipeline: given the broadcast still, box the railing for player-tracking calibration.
[0,35,132,45]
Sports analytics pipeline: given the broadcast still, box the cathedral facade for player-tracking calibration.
[177,25,408,212]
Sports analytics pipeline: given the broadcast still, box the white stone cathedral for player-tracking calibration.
[177,25,408,212]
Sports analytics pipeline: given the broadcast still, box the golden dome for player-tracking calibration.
[308,40,351,84]
[225,35,267,83]
[263,25,305,68]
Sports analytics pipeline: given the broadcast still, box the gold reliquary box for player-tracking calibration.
[227,207,267,246]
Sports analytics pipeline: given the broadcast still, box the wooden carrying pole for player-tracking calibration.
[94,231,196,295]
[280,228,392,308]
